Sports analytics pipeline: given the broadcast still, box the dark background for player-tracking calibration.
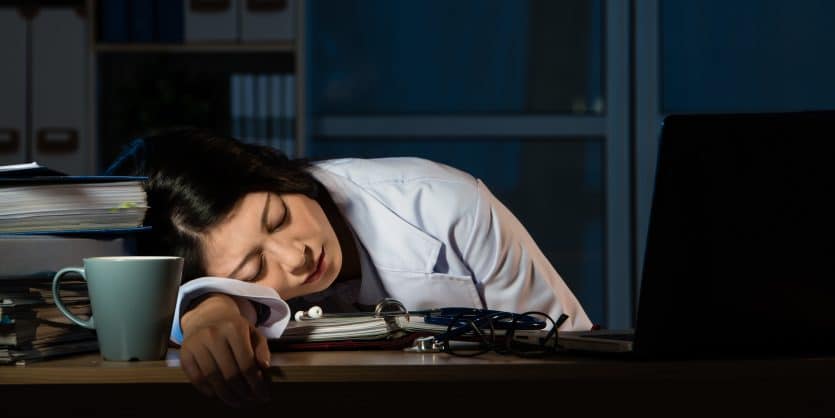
[3,0,835,328]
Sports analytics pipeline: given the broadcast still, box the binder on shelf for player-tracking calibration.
[129,0,156,43]
[184,0,239,43]
[240,0,295,42]
[99,0,130,42]
[156,0,185,43]
[269,73,282,151]
[241,74,255,144]
[256,74,269,146]
[283,73,295,157]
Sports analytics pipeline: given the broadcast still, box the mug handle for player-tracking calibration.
[52,267,95,330]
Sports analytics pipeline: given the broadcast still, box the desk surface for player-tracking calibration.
[4,349,835,385]
[4,350,835,417]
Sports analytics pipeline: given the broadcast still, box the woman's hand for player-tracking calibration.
[179,293,271,407]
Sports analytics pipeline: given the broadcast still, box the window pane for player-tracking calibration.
[309,0,604,115]
[662,0,835,113]
[309,137,605,324]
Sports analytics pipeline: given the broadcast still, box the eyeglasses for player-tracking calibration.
[407,308,570,358]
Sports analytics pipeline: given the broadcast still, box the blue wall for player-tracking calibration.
[662,0,835,113]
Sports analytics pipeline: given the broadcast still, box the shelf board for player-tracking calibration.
[95,42,296,54]
[313,115,607,137]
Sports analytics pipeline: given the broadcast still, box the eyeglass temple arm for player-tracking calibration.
[406,313,571,353]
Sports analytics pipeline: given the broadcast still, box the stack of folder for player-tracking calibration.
[0,162,149,365]
[0,162,148,234]
[0,276,98,364]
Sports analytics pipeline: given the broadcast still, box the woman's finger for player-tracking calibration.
[179,348,213,398]
[227,325,270,401]
[190,342,242,408]
[252,325,272,370]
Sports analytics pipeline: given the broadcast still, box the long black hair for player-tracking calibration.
[105,128,319,282]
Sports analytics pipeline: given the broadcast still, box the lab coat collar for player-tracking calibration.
[309,166,442,274]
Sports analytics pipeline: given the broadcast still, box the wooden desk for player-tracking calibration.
[2,350,835,417]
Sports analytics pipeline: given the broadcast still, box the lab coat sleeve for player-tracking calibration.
[169,277,291,345]
[460,180,594,331]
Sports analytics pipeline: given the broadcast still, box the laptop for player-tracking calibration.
[560,111,835,358]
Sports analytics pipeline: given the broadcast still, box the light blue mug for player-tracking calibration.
[52,256,183,361]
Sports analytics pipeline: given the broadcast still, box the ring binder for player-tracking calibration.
[293,297,411,322]
[373,298,409,322]
[274,298,565,357]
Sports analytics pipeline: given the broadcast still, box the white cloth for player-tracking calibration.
[170,277,291,344]
[169,157,593,344]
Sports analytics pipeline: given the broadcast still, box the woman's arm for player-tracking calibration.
[461,180,594,331]
[179,293,271,407]
[181,292,258,328]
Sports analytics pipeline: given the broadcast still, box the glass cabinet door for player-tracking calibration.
[307,0,632,328]
[309,0,603,115]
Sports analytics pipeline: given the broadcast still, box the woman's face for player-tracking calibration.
[201,192,343,300]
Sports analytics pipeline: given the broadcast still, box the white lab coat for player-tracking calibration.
[170,157,593,344]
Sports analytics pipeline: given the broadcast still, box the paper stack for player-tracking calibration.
[0,275,98,365]
[0,162,149,364]
[0,162,148,234]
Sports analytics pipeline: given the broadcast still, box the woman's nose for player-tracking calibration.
[265,239,310,274]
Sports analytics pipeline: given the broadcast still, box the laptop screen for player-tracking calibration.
[636,111,835,357]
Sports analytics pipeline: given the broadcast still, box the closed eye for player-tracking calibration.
[246,253,267,282]
[269,197,289,232]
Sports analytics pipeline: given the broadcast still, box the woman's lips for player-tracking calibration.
[304,249,325,285]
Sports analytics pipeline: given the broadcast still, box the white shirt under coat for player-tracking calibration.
[170,157,593,344]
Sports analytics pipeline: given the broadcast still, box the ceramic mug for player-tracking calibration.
[52,256,183,361]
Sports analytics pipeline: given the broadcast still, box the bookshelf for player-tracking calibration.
[85,0,307,173]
